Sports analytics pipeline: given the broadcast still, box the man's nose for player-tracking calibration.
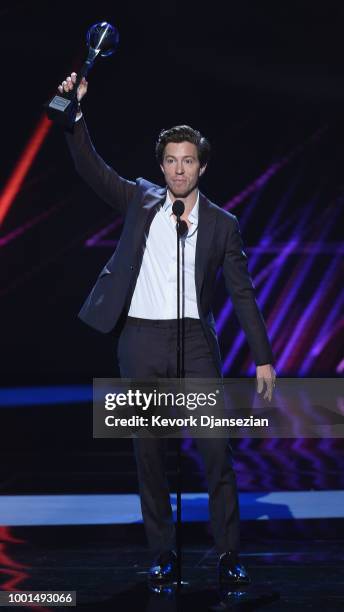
[176,164,184,174]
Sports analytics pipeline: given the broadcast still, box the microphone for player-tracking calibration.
[178,220,188,237]
[172,200,185,217]
[172,200,188,237]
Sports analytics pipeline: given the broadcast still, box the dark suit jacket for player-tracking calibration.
[65,117,274,376]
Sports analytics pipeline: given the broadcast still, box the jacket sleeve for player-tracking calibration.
[222,214,274,366]
[64,116,137,215]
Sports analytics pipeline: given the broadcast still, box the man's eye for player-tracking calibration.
[185,159,193,164]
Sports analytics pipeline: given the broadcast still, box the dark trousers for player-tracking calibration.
[117,316,240,557]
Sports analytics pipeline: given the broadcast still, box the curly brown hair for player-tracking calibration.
[155,125,211,168]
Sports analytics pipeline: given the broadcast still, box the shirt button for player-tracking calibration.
[130,265,134,270]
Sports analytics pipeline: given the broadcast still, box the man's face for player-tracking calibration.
[160,141,206,199]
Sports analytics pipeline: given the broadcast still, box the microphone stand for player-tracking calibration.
[173,202,187,588]
[176,211,182,588]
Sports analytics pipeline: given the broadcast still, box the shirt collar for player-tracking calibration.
[163,190,199,223]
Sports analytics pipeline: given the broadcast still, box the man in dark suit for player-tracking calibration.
[59,72,276,586]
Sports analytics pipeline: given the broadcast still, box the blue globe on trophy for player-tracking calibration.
[87,21,119,57]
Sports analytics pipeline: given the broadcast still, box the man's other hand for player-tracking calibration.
[256,364,276,402]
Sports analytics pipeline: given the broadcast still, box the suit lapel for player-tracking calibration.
[142,184,167,211]
[131,185,167,248]
[195,192,217,294]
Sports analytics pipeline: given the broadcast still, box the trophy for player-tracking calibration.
[45,21,119,130]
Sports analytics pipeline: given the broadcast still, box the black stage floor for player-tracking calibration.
[1,523,343,611]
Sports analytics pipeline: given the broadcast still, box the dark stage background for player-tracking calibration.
[0,1,343,496]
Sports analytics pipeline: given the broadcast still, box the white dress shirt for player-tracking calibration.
[128,190,200,319]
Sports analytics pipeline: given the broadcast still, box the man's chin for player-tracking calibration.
[168,184,197,199]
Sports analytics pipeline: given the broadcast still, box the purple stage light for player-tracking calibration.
[301,288,344,374]
[85,218,122,246]
[277,256,341,372]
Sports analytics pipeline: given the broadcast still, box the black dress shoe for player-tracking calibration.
[149,550,177,584]
[218,551,251,586]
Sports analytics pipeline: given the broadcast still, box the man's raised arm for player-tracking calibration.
[59,72,137,215]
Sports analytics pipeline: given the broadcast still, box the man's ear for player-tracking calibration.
[160,164,165,175]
